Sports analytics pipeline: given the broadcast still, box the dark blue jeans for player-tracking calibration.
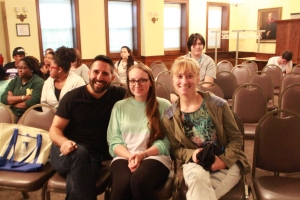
[50,144,101,200]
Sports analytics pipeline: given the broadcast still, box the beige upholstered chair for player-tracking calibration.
[291,64,300,73]
[231,65,251,87]
[215,71,238,107]
[251,109,300,200]
[249,71,276,111]
[217,60,233,72]
[279,72,300,98]
[0,103,15,123]
[231,83,267,140]
[18,104,56,131]
[242,60,258,75]
[150,61,168,79]
[155,81,171,102]
[155,70,173,94]
[279,84,300,117]
[262,64,283,95]
[197,82,224,98]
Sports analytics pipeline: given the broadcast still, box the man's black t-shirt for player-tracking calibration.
[56,85,126,156]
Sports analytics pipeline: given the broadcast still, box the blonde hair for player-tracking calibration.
[171,56,200,77]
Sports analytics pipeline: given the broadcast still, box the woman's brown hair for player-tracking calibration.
[126,63,164,147]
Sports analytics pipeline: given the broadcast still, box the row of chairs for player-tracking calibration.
[0,103,176,200]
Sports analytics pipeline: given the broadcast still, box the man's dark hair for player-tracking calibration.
[187,33,206,51]
[282,50,293,62]
[89,55,114,74]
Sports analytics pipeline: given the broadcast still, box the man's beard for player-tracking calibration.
[90,79,110,94]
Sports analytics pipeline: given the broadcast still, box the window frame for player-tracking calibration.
[104,0,141,60]
[206,2,230,52]
[35,0,81,61]
[164,0,189,56]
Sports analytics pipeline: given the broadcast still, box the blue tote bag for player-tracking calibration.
[0,123,52,172]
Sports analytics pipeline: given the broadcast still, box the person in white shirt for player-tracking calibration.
[114,46,137,85]
[41,46,85,109]
[267,50,293,74]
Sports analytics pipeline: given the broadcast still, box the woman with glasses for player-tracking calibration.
[163,57,250,200]
[107,63,171,200]
[1,56,44,122]
[41,46,85,109]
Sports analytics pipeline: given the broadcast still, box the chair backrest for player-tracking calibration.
[231,65,251,86]
[18,104,56,131]
[151,61,168,79]
[155,70,173,93]
[242,60,258,75]
[215,71,237,100]
[279,84,300,117]
[111,72,122,86]
[252,109,300,179]
[279,72,300,96]
[262,64,283,89]
[197,82,224,98]
[216,60,233,72]
[232,83,267,123]
[0,103,15,123]
[155,81,170,102]
[291,64,300,73]
[249,71,274,101]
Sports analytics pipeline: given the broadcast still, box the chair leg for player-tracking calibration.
[41,182,47,200]
[21,191,30,199]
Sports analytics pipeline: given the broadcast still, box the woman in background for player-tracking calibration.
[70,48,89,83]
[107,63,171,200]
[164,56,250,200]
[1,56,44,121]
[40,51,54,80]
[41,46,85,109]
[114,46,137,85]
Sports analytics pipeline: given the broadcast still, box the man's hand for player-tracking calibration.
[59,140,77,156]
[211,156,226,171]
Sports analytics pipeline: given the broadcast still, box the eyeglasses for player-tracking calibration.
[49,65,59,70]
[17,66,29,70]
[128,78,149,86]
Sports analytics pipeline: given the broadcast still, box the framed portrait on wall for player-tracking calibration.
[16,23,30,37]
[257,7,282,43]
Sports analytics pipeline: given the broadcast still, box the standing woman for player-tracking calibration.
[163,57,250,200]
[41,46,85,109]
[114,46,137,85]
[70,48,89,83]
[1,56,44,122]
[186,33,216,82]
[107,63,171,200]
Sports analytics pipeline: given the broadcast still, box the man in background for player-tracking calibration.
[3,47,26,79]
[267,50,293,74]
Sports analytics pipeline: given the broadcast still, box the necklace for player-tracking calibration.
[121,61,127,69]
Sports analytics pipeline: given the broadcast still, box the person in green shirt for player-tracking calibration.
[1,56,44,122]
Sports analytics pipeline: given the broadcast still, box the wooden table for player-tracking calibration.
[237,57,268,71]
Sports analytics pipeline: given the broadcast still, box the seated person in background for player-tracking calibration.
[49,55,126,200]
[45,48,54,55]
[3,47,26,79]
[39,51,55,80]
[107,63,171,200]
[185,33,216,83]
[267,50,293,74]
[41,46,85,109]
[114,46,137,85]
[163,57,250,200]
[1,56,44,122]
[70,48,89,84]
[0,67,11,97]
